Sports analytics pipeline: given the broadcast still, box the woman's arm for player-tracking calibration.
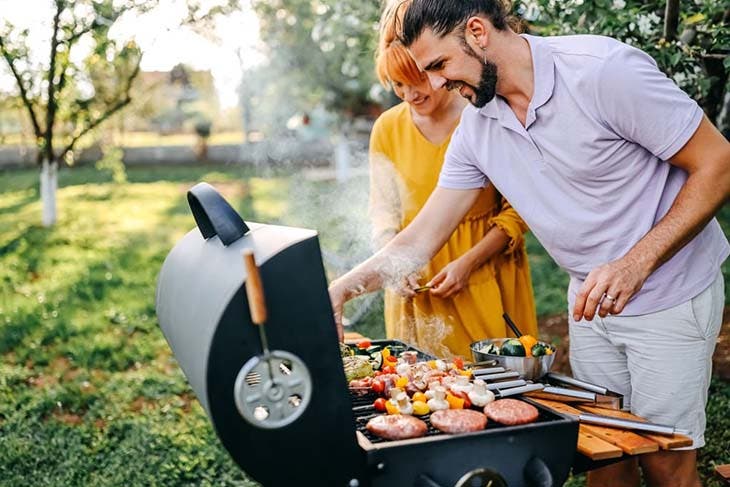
[429,196,528,298]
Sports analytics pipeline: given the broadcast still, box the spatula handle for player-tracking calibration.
[243,249,267,325]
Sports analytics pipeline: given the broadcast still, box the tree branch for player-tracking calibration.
[65,21,96,45]
[663,0,680,41]
[44,0,64,163]
[0,36,43,139]
[58,54,142,160]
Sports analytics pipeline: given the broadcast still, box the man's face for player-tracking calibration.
[408,27,498,108]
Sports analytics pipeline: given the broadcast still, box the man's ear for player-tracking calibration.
[465,16,489,49]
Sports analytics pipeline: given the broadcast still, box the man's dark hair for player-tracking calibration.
[400,0,510,47]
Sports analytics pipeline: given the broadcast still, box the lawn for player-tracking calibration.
[0,164,727,486]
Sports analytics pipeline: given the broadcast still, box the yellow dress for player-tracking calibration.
[369,102,538,358]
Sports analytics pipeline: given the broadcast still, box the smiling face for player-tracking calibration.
[408,26,499,108]
[392,76,450,116]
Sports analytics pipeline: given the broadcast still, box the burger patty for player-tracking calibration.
[430,409,487,434]
[366,414,428,440]
[483,399,539,425]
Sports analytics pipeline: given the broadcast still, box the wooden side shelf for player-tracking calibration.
[715,464,730,485]
[532,398,695,467]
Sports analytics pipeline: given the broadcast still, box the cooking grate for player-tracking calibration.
[350,390,560,445]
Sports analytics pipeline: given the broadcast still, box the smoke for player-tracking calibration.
[269,137,455,358]
[413,314,453,359]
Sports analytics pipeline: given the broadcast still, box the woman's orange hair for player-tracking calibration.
[375,0,424,88]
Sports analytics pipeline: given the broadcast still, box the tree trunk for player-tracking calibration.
[663,0,680,41]
[40,158,58,227]
[334,130,350,183]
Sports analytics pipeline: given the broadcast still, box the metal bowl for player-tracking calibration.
[470,338,556,381]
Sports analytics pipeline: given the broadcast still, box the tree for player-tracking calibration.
[518,0,729,135]
[0,0,237,227]
[249,0,382,123]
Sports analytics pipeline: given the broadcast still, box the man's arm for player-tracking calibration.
[329,186,481,338]
[573,116,730,321]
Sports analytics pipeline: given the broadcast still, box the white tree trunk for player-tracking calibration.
[334,132,350,183]
[40,159,58,227]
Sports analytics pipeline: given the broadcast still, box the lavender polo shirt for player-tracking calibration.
[440,34,729,315]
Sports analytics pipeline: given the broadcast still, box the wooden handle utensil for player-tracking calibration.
[243,249,267,325]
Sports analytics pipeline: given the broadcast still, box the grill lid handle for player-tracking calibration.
[187,182,249,246]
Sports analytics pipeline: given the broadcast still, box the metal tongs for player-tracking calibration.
[529,372,624,410]
[576,412,691,436]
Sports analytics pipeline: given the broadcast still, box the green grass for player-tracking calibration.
[0,164,727,486]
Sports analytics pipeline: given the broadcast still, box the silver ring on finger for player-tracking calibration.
[604,293,616,302]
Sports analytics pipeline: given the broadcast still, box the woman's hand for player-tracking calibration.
[428,257,476,298]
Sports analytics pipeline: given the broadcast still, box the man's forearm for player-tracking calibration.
[331,238,432,299]
[625,164,730,276]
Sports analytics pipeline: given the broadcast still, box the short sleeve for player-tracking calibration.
[438,118,488,189]
[594,44,703,161]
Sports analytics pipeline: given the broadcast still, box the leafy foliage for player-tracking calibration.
[248,0,382,125]
[518,0,730,131]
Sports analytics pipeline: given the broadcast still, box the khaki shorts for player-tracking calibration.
[569,271,724,448]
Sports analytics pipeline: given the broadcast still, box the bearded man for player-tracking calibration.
[329,2,730,485]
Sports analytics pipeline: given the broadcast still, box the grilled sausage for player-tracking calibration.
[430,409,487,434]
[483,399,539,425]
[366,414,428,440]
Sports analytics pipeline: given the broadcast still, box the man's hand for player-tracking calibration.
[393,273,420,298]
[328,280,350,341]
[572,255,652,321]
[428,257,475,298]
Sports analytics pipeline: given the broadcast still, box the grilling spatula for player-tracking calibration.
[232,249,313,429]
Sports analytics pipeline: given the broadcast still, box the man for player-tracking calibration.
[328,1,730,485]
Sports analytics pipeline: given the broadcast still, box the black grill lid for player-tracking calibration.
[156,183,367,486]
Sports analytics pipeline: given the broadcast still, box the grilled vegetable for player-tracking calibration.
[340,342,354,358]
[385,399,400,415]
[343,355,373,382]
[479,343,500,355]
[531,342,550,357]
[370,351,383,370]
[412,392,427,403]
[518,335,538,357]
[412,400,430,416]
[373,398,387,412]
[446,392,465,409]
[500,339,526,357]
[452,357,465,370]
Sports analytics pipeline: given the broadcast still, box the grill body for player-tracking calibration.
[156,183,579,487]
[156,183,367,486]
[358,401,577,486]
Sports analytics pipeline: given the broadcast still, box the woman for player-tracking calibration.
[368,2,537,358]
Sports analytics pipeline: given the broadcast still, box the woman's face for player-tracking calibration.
[392,76,450,116]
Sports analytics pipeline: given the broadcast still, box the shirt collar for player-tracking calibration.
[478,34,555,122]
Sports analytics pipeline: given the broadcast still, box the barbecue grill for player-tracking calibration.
[155,183,579,487]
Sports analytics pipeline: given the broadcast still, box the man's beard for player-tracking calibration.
[449,42,498,108]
